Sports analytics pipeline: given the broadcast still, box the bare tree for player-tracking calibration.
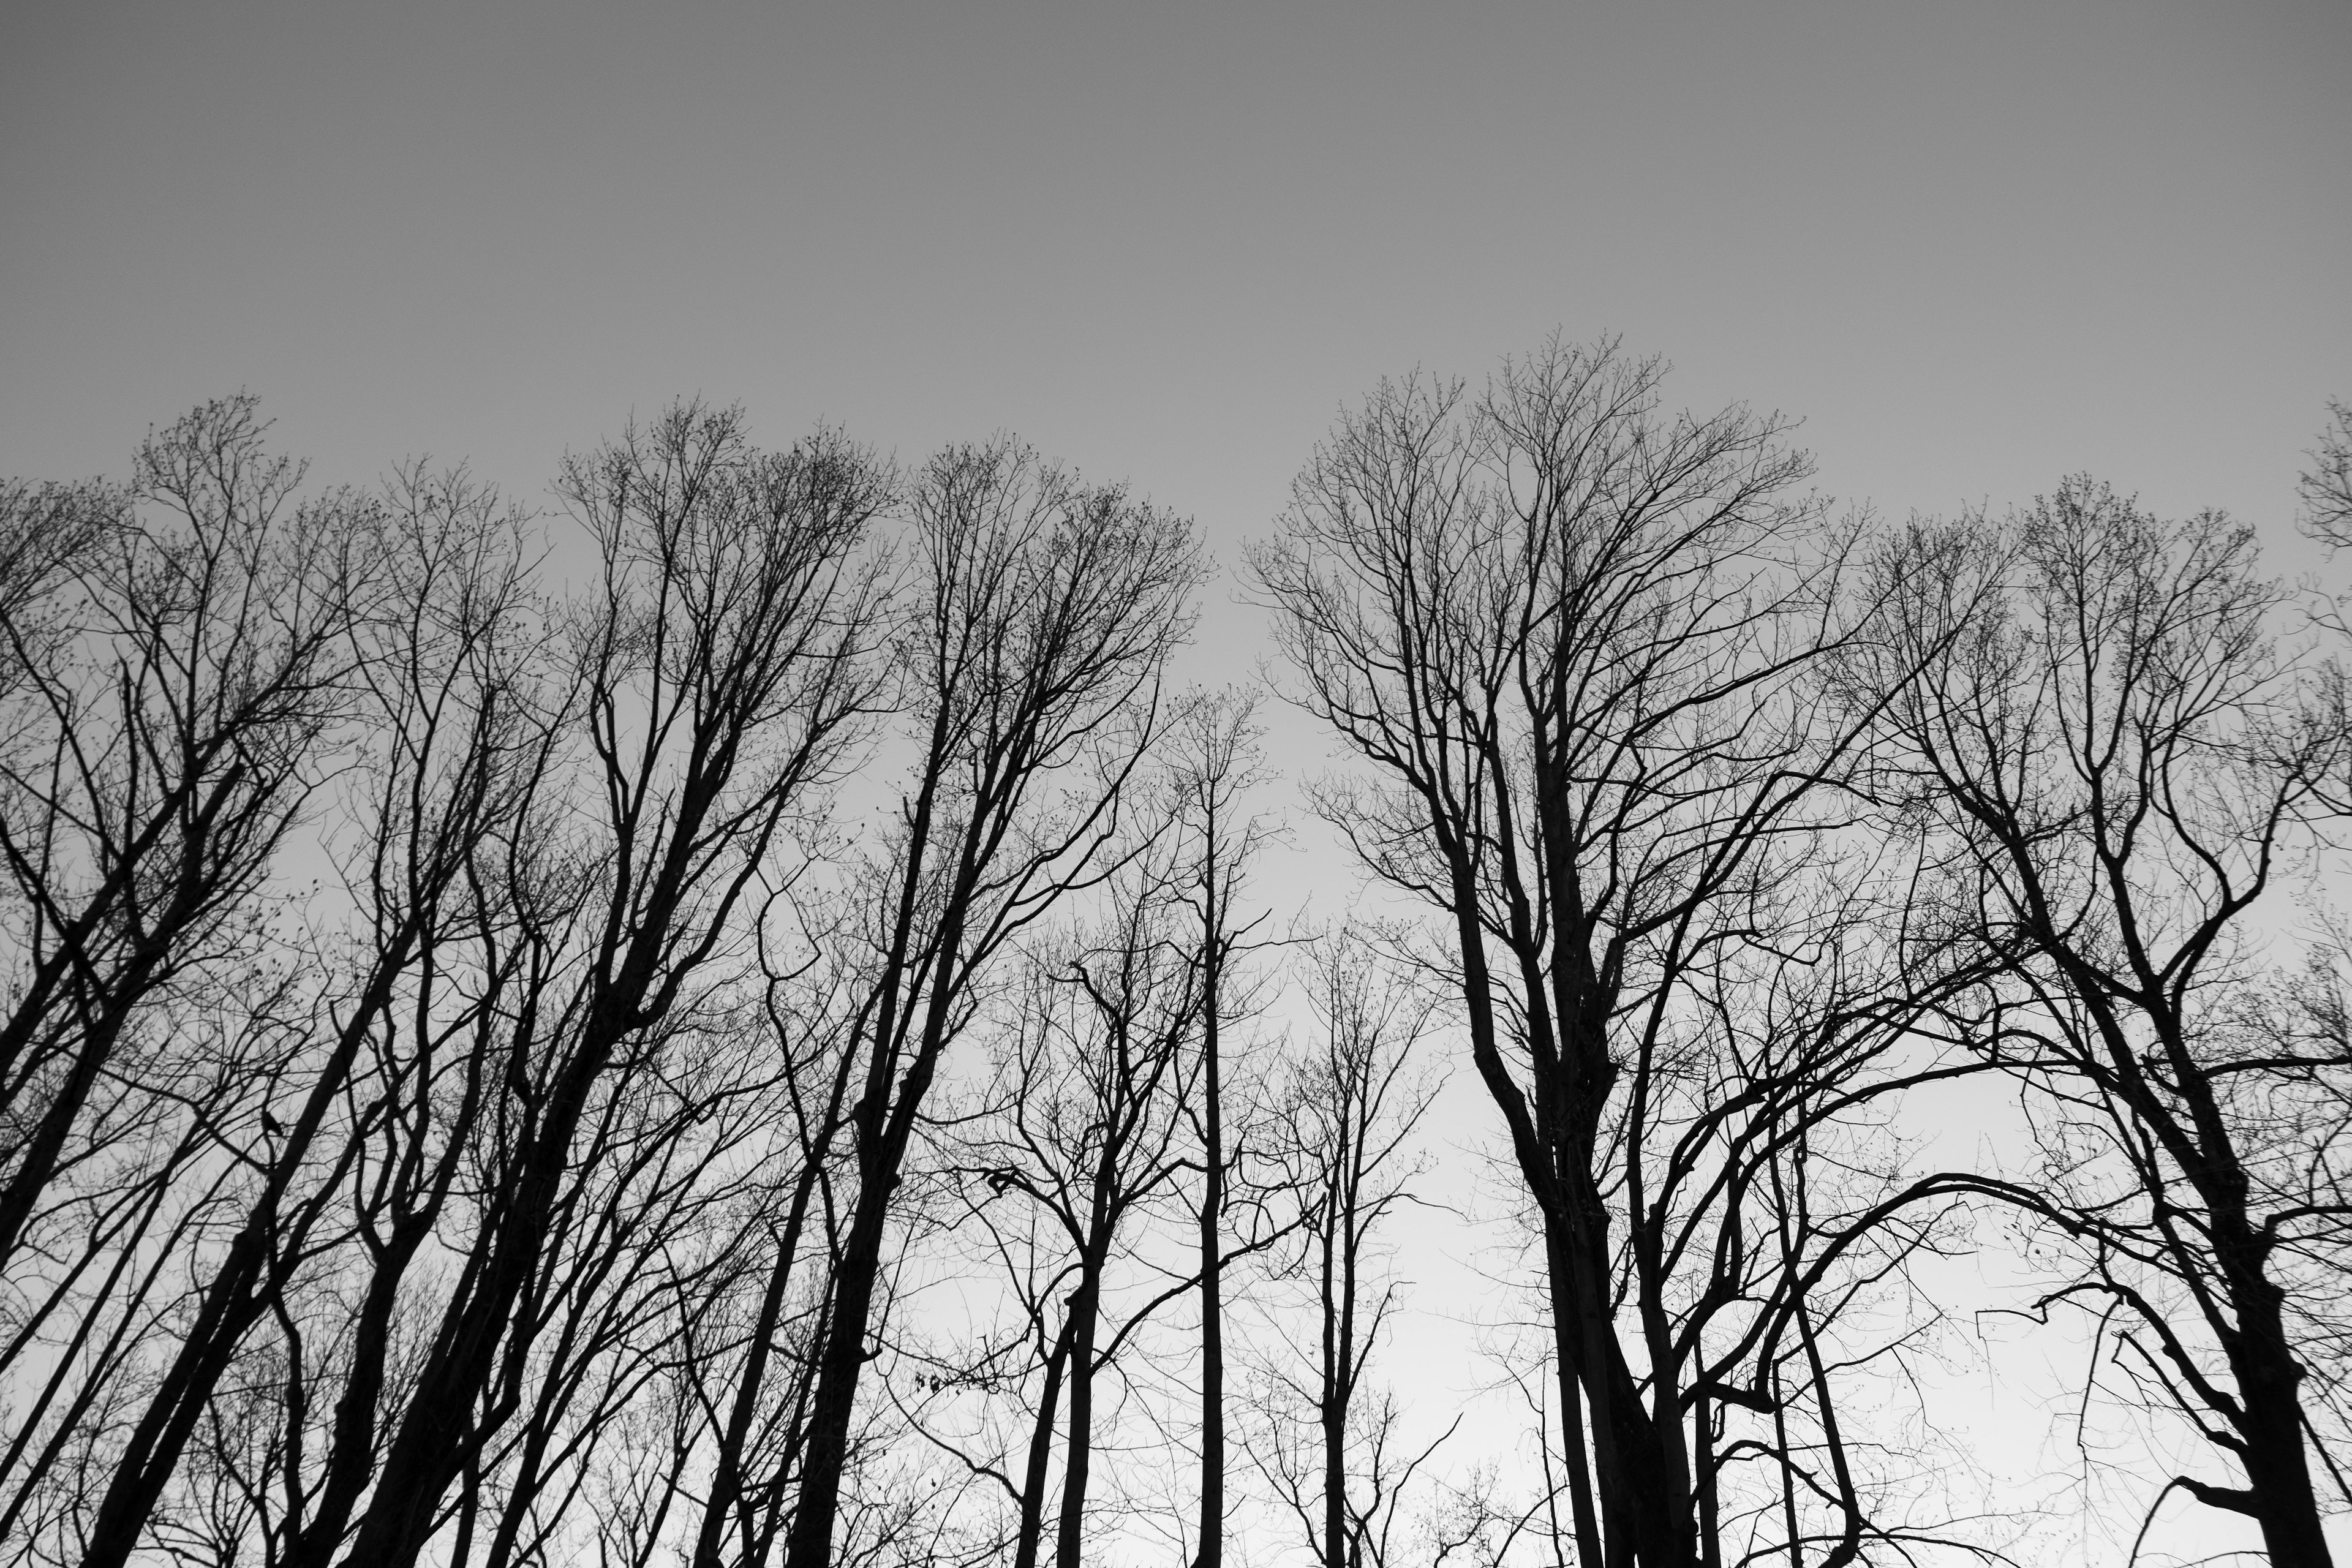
[1251,336,1991,1567]
[317,402,892,1568]
[0,400,396,1564]
[778,439,1203,1568]
[1167,685,1278,1568]
[72,461,544,1568]
[2302,400,2352,550]
[0,396,386,1281]
[903,854,1206,1568]
[26,374,2329,1568]
[1246,926,1444,1568]
[1864,480,2351,1566]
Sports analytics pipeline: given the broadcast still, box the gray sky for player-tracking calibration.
[7,0,2347,590]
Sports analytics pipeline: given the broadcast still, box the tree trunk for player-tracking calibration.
[696,1042,850,1568]
[79,944,409,1568]
[1055,1261,1105,1568]
[1195,821,1224,1568]
[1012,1321,1076,1568]
[1544,1221,1604,1568]
[779,1131,898,1568]
[2233,1283,2334,1567]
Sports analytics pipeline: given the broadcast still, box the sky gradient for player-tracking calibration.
[6,3,2352,1556]
[6,0,2348,600]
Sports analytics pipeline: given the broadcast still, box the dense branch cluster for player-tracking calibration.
[3,345,2351,1567]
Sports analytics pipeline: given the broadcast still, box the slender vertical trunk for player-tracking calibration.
[1694,1386,1721,1568]
[1195,815,1224,1568]
[450,1441,484,1568]
[1319,1182,1346,1568]
[1320,1392,1346,1568]
[1446,856,1608,1568]
[1772,1357,1802,1568]
[1632,1227,1697,1565]
[744,1271,834,1568]
[783,911,972,1568]
[1793,1292,1858,1568]
[696,1222,802,1568]
[777,712,956,1568]
[483,1377,560,1568]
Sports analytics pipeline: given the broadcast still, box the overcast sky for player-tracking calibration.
[6,0,2347,595]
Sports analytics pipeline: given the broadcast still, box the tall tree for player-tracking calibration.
[1170,685,1276,1568]
[1253,337,1983,1567]
[1865,481,2351,1566]
[907,857,1207,1568]
[0,396,386,1280]
[780,440,1202,1568]
[331,403,892,1568]
[1248,926,1442,1568]
[0,401,394,1562]
[75,460,545,1568]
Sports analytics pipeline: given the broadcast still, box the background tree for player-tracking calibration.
[2301,400,2352,549]
[1167,684,1278,1568]
[1246,925,1443,1568]
[0,396,386,1281]
[780,439,1202,1568]
[75,459,544,1568]
[0,400,397,1564]
[902,853,1207,1568]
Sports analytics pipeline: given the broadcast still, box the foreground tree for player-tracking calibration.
[75,461,544,1568]
[327,403,894,1568]
[1865,481,2351,1566]
[1253,336,1986,1567]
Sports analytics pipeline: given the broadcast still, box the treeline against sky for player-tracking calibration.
[5,341,2352,1568]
